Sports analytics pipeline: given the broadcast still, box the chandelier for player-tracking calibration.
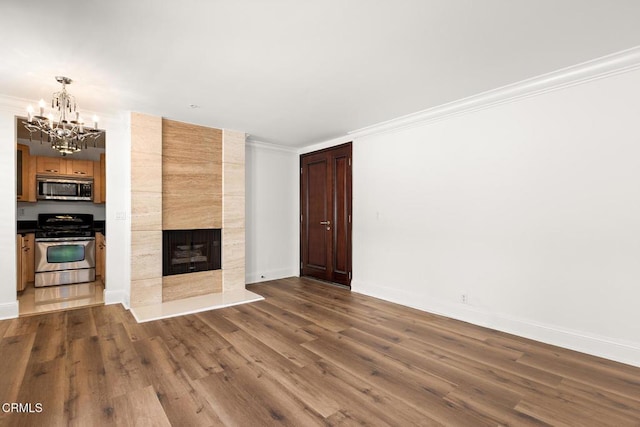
[23,76,103,156]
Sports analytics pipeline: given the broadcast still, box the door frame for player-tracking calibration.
[299,142,352,287]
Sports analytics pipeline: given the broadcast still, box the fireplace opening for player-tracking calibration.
[163,229,221,276]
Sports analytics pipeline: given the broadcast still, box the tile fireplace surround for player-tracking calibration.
[129,112,262,322]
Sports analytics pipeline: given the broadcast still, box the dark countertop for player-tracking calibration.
[17,220,37,235]
[94,220,106,236]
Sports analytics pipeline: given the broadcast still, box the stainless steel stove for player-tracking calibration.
[35,214,96,287]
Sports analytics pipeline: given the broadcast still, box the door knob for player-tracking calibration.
[320,221,331,225]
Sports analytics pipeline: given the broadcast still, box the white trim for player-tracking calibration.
[246,139,299,153]
[129,289,264,323]
[104,289,129,308]
[246,268,300,285]
[297,46,640,148]
[352,279,640,368]
[0,94,29,111]
[0,301,19,320]
[298,136,354,155]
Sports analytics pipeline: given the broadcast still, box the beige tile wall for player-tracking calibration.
[162,119,222,230]
[222,129,246,292]
[130,114,246,307]
[163,270,222,302]
[130,113,163,308]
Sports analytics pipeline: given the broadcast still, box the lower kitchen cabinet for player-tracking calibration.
[16,235,23,292]
[17,233,35,292]
[96,232,106,284]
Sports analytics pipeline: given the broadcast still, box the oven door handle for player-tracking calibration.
[35,237,96,243]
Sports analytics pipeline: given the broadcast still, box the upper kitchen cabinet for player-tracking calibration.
[17,144,36,202]
[66,159,94,177]
[36,156,94,177]
[93,153,106,204]
[101,153,105,202]
[36,156,65,175]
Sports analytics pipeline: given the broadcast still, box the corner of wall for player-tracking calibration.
[0,301,19,320]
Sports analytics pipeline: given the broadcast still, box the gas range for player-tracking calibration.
[36,213,95,241]
[34,214,96,287]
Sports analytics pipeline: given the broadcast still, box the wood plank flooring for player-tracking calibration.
[0,277,639,426]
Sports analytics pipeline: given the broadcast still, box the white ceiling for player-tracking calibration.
[1,0,640,147]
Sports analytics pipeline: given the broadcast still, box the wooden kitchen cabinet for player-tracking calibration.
[17,144,36,202]
[36,156,94,177]
[36,156,65,175]
[96,232,106,284]
[16,235,23,292]
[16,233,35,292]
[66,159,94,177]
[24,233,35,283]
[100,153,106,202]
[93,153,106,204]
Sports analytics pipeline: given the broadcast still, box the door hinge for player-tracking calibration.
[300,167,303,174]
[348,271,352,279]
[300,214,303,222]
[348,158,351,166]
[348,214,351,223]
[300,262,303,269]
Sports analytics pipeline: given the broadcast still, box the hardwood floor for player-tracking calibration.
[0,277,639,426]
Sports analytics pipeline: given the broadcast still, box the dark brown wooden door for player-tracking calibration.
[300,143,352,286]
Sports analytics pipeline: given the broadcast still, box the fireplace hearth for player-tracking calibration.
[163,229,221,276]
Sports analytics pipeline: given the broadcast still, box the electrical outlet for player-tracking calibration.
[115,211,127,220]
[18,208,25,217]
[461,293,468,304]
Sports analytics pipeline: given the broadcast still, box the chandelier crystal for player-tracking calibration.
[23,76,103,156]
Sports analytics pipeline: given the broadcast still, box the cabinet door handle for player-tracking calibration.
[45,169,59,173]
[74,171,87,175]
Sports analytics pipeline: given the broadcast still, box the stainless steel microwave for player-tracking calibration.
[36,176,93,201]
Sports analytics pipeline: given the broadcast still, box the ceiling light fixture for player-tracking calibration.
[23,76,103,156]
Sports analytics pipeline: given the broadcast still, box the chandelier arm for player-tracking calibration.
[21,76,103,156]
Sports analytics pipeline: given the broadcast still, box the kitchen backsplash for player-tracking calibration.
[17,201,106,221]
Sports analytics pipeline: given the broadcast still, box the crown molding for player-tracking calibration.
[297,135,353,155]
[0,94,31,113]
[246,139,298,153]
[345,46,640,140]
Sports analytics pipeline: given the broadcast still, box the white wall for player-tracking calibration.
[245,142,299,283]
[350,68,640,366]
[101,111,131,306]
[0,100,19,318]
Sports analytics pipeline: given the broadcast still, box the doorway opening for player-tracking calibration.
[16,116,107,316]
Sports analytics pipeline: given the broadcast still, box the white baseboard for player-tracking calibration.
[246,268,299,285]
[104,289,130,309]
[351,279,640,368]
[0,300,19,320]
